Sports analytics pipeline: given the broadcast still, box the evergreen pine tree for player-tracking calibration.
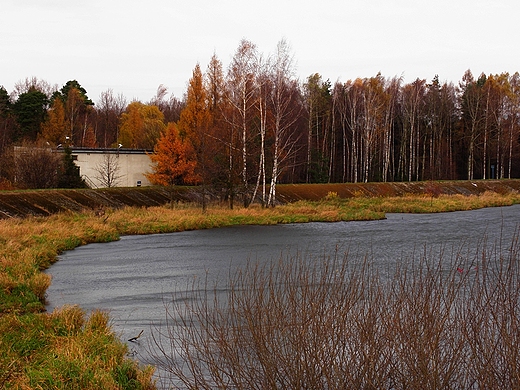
[58,146,86,188]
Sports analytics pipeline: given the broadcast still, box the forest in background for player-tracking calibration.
[1,39,519,206]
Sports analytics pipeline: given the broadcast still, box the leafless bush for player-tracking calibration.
[13,144,61,188]
[149,234,520,389]
[93,153,124,188]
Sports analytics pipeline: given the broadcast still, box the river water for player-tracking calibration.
[45,205,520,385]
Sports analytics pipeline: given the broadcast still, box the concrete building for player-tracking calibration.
[70,148,154,188]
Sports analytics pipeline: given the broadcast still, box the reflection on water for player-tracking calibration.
[45,205,520,385]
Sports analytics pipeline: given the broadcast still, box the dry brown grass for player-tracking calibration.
[365,191,520,214]
[0,212,119,314]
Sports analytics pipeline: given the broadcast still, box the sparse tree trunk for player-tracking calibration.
[225,40,259,207]
[93,152,123,188]
[267,40,300,206]
[251,84,267,207]
[508,120,514,179]
[306,99,313,183]
[482,84,490,179]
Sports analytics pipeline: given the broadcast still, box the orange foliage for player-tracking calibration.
[146,122,201,186]
[41,98,67,145]
[119,102,165,149]
[178,64,209,146]
[82,125,97,148]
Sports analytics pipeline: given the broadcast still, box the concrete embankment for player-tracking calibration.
[1,180,519,219]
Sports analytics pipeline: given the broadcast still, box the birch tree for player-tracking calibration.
[250,63,269,206]
[60,81,94,147]
[205,54,239,208]
[381,76,400,182]
[360,75,386,182]
[225,39,259,206]
[345,79,364,183]
[400,79,427,181]
[422,77,458,180]
[505,73,520,178]
[332,82,349,182]
[266,39,301,206]
[460,70,486,180]
[97,89,127,148]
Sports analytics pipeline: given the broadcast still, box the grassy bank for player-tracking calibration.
[3,179,520,219]
[1,190,520,388]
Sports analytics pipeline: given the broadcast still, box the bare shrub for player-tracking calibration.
[13,144,61,189]
[93,153,124,188]
[149,235,520,389]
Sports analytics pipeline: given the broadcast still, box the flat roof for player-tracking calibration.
[69,147,153,154]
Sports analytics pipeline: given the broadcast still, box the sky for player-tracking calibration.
[2,0,519,104]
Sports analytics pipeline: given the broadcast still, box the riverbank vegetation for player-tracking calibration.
[1,191,520,388]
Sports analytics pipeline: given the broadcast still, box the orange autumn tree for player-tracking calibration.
[119,102,166,149]
[177,63,212,209]
[146,122,200,186]
[41,97,67,145]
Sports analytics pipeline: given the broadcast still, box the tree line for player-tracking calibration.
[1,39,519,205]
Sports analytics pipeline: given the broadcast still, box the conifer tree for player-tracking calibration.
[146,123,200,186]
[178,63,210,210]
[58,146,86,188]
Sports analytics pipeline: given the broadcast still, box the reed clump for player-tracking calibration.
[150,235,520,389]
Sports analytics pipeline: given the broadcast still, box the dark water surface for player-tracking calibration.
[45,205,520,383]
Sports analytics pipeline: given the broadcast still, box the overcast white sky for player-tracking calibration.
[2,0,519,104]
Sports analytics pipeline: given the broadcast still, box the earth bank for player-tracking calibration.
[1,179,520,219]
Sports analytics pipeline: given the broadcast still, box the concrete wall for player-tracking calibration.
[71,148,153,188]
